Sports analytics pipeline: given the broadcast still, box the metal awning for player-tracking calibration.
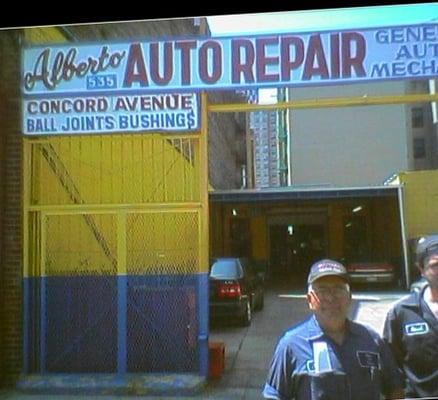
[209,185,400,203]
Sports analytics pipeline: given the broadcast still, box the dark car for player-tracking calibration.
[209,257,264,326]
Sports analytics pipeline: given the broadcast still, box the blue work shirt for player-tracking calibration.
[263,314,403,400]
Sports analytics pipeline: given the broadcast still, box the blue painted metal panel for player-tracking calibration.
[197,273,209,378]
[40,277,46,373]
[44,276,118,372]
[117,275,127,374]
[126,274,199,373]
[24,274,203,375]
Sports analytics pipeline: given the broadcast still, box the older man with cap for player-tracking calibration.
[383,234,438,398]
[263,258,404,400]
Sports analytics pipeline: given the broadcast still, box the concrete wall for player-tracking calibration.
[405,80,436,171]
[288,82,410,186]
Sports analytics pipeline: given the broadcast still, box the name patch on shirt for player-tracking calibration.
[405,322,429,336]
[356,351,380,368]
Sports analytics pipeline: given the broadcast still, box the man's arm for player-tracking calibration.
[263,337,295,400]
[379,315,406,399]
[382,307,402,363]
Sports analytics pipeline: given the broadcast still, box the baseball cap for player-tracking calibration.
[307,259,349,284]
[415,234,438,267]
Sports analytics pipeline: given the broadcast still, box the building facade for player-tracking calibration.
[250,110,281,188]
[0,19,246,387]
[287,80,436,186]
[246,88,290,189]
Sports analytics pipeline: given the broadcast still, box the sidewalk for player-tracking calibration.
[0,288,407,400]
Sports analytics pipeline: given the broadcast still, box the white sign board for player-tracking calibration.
[22,23,438,134]
[23,93,199,135]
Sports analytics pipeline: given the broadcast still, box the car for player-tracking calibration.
[410,276,427,293]
[346,261,396,284]
[209,257,264,326]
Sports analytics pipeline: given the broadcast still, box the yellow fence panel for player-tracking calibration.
[45,214,117,276]
[28,135,200,207]
[126,211,199,275]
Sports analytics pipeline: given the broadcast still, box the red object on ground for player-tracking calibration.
[208,341,225,379]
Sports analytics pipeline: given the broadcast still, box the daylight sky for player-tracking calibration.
[207,3,438,36]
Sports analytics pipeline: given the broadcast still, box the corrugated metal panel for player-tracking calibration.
[398,170,438,239]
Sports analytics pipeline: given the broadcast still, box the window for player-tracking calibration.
[210,259,243,278]
[413,137,426,159]
[412,107,424,128]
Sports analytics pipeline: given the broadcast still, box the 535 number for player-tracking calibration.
[87,74,117,90]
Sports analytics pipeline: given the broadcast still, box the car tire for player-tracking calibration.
[240,298,252,327]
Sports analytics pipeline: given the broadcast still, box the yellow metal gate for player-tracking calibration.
[23,111,210,375]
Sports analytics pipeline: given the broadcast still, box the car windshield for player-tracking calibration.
[210,259,243,278]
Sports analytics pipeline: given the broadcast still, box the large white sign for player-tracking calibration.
[23,93,199,135]
[22,23,438,134]
[23,24,438,95]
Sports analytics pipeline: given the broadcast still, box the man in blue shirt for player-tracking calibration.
[383,235,438,398]
[263,259,404,400]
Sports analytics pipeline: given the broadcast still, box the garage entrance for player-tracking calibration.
[209,186,405,288]
[270,222,326,287]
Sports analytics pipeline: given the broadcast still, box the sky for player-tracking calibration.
[206,3,438,104]
[207,3,438,36]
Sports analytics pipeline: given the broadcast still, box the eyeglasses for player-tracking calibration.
[312,286,350,299]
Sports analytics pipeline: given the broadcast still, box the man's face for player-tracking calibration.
[307,276,352,323]
[421,252,438,289]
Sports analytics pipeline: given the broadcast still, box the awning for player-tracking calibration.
[209,185,400,203]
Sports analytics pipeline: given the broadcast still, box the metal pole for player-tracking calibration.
[209,93,438,113]
[117,212,127,375]
[397,185,410,289]
[198,92,209,378]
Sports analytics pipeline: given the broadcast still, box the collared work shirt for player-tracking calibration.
[383,285,438,398]
[263,315,403,400]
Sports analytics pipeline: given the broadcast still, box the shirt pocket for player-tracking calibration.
[308,371,350,400]
[405,333,438,369]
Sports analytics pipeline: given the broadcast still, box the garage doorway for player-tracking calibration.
[268,212,327,287]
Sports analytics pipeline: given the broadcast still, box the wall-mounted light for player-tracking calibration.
[352,205,363,213]
[287,225,294,235]
[232,208,237,216]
